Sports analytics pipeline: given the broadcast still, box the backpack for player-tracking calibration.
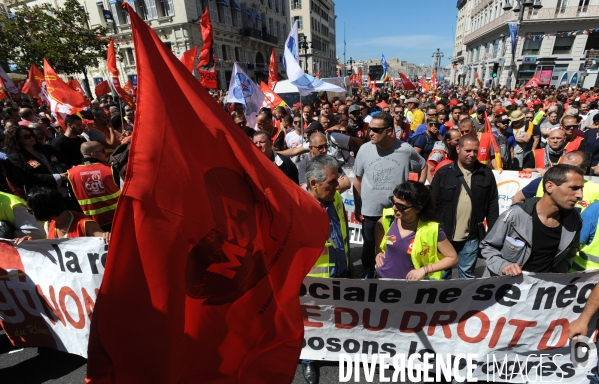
[109,142,130,172]
[495,134,511,167]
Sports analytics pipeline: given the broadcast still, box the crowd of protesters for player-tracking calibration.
[2,83,599,384]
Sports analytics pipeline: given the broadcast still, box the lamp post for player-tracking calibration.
[503,0,543,89]
[346,57,354,76]
[432,48,444,74]
[299,33,312,73]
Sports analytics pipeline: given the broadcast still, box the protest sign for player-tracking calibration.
[0,238,106,357]
[300,273,599,383]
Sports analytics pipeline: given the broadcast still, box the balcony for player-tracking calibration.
[463,12,515,44]
[239,28,278,46]
[472,0,493,16]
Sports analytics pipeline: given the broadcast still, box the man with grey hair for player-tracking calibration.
[302,154,351,384]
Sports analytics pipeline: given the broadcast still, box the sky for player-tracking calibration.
[334,0,458,68]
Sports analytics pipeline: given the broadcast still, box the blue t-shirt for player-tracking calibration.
[581,201,599,245]
[415,123,447,138]
[522,177,542,198]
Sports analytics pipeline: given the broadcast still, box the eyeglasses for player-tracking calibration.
[526,116,534,119]
[309,144,328,151]
[293,121,301,124]
[394,110,402,115]
[19,134,33,140]
[370,127,389,134]
[389,197,413,211]
[563,124,578,130]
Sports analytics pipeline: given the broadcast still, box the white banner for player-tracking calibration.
[0,238,106,357]
[300,273,599,383]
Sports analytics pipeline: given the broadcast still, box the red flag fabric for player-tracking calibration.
[180,46,198,73]
[22,63,45,100]
[267,48,278,88]
[484,111,503,170]
[475,71,483,86]
[107,39,136,110]
[315,68,321,79]
[525,76,541,88]
[197,8,217,89]
[260,81,286,109]
[67,79,86,96]
[431,69,437,89]
[43,59,90,128]
[421,77,431,93]
[0,89,6,101]
[94,80,111,98]
[86,3,328,384]
[123,80,136,96]
[398,72,416,90]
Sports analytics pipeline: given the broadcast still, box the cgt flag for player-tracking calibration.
[267,48,278,88]
[197,8,217,89]
[22,63,48,105]
[94,80,111,98]
[180,46,198,73]
[398,72,416,90]
[86,3,329,384]
[44,59,90,128]
[107,39,136,110]
[67,79,86,97]
[259,81,286,110]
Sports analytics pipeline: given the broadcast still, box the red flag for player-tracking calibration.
[107,39,136,110]
[398,72,416,90]
[431,69,437,89]
[260,81,286,109]
[123,80,136,96]
[0,89,6,100]
[315,68,321,78]
[94,80,111,98]
[484,111,503,170]
[197,8,217,89]
[180,46,198,73]
[475,71,483,86]
[67,79,85,96]
[44,59,90,128]
[421,76,431,93]
[525,76,541,88]
[22,63,45,100]
[86,3,328,384]
[267,48,278,88]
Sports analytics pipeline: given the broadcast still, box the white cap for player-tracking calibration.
[399,95,406,100]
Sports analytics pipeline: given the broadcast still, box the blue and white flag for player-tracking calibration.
[283,21,345,97]
[227,63,265,128]
[381,54,388,73]
[508,22,519,56]
[230,0,242,12]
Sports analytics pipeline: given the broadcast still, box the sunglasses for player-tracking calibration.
[563,124,578,130]
[370,127,388,134]
[20,134,34,140]
[310,144,328,151]
[394,111,402,114]
[389,197,413,212]
[293,121,301,124]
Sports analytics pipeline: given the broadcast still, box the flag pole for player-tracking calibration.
[3,87,18,109]
[299,93,303,139]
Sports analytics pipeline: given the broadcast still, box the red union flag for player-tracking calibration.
[86,3,328,384]
[94,80,111,98]
[398,72,416,90]
[44,59,90,128]
[525,76,541,88]
[107,39,135,110]
[260,81,286,109]
[22,63,48,104]
[67,79,85,97]
[123,80,136,96]
[197,8,217,89]
[267,48,278,88]
[180,45,198,73]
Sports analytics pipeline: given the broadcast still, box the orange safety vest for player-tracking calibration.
[533,148,562,169]
[564,136,583,154]
[67,162,121,226]
[477,132,492,165]
[89,125,117,155]
[271,121,285,148]
[47,211,94,239]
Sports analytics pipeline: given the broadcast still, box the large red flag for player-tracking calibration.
[267,48,278,88]
[484,111,503,170]
[197,8,217,89]
[67,79,86,96]
[180,46,198,73]
[525,75,541,88]
[86,3,328,384]
[22,63,44,99]
[43,59,90,128]
[107,39,136,110]
[94,80,111,98]
[260,81,286,109]
[398,72,416,90]
[123,80,136,96]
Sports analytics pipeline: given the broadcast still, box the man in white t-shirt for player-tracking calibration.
[285,115,303,149]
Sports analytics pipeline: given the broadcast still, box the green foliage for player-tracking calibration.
[0,0,110,75]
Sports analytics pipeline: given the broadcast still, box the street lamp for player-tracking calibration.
[346,57,354,76]
[502,0,543,89]
[299,34,312,73]
[432,48,444,74]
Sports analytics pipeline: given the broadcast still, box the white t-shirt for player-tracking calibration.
[364,115,373,124]
[285,130,302,148]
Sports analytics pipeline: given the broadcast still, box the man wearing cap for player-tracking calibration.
[348,105,368,140]
[510,110,534,170]
[531,99,546,126]
[472,105,487,132]
[363,96,375,123]
[495,115,516,169]
[405,97,425,128]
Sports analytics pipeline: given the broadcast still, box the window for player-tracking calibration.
[158,0,175,16]
[235,47,240,61]
[223,2,232,25]
[552,31,575,54]
[126,48,135,65]
[274,20,279,37]
[208,0,219,22]
[585,33,599,51]
[293,15,303,29]
[138,0,158,20]
[291,0,301,9]
[493,38,500,58]
[232,5,241,27]
[522,33,543,55]
[109,1,121,26]
[556,0,569,7]
[221,45,227,60]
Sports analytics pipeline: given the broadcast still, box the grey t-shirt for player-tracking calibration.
[353,140,426,217]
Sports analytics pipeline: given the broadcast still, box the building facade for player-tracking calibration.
[4,0,290,93]
[289,0,337,78]
[455,0,599,88]
[451,0,469,84]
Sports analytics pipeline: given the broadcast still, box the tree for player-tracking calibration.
[0,0,110,96]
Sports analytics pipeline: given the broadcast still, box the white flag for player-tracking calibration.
[283,21,345,97]
[226,63,265,128]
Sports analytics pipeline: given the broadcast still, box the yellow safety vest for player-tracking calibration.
[308,192,349,278]
[571,213,599,272]
[536,179,599,212]
[0,192,27,225]
[379,208,443,280]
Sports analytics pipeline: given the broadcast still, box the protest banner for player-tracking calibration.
[0,238,106,357]
[300,273,599,383]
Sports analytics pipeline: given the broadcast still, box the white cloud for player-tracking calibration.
[350,34,454,51]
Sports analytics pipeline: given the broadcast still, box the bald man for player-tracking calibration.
[256,112,286,151]
[67,141,121,231]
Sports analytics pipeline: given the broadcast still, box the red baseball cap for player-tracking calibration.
[449,99,459,106]
[533,100,542,106]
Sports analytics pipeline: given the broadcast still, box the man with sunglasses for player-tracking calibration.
[353,113,427,278]
[296,132,350,193]
[562,115,585,153]
[67,141,121,232]
[232,113,255,138]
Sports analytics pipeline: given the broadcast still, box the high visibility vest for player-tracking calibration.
[90,125,116,155]
[308,192,349,278]
[271,121,285,148]
[564,136,583,154]
[47,211,94,239]
[533,148,563,169]
[536,179,599,213]
[477,132,492,165]
[0,192,27,225]
[68,162,121,226]
[571,215,599,272]
[379,208,443,280]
